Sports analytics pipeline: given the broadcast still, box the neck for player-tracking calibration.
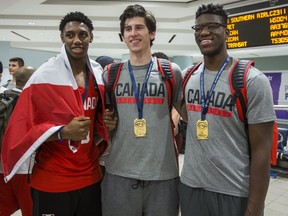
[203,54,231,71]
[67,53,87,75]
[129,50,152,66]
[70,61,87,76]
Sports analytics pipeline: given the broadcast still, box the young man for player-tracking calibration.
[2,57,24,89]
[1,11,116,216]
[0,65,36,216]
[179,3,276,216]
[101,4,182,216]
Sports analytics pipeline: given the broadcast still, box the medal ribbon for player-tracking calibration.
[128,59,154,119]
[200,56,230,120]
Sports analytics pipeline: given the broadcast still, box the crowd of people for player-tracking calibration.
[0,3,276,216]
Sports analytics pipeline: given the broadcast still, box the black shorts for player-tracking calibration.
[31,182,102,216]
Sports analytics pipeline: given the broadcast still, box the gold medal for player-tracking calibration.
[134,118,147,137]
[196,119,208,140]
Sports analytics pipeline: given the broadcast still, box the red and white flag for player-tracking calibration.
[1,45,108,182]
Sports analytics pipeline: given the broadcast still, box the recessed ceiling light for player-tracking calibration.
[28,22,36,25]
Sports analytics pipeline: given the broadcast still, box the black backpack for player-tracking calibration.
[0,93,14,150]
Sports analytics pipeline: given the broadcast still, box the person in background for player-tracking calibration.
[151,51,169,60]
[179,3,276,216]
[96,55,114,70]
[1,11,116,216]
[0,65,36,216]
[4,66,35,108]
[101,4,182,216]
[2,57,24,89]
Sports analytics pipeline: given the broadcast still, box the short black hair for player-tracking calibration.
[119,4,156,46]
[195,3,228,25]
[152,52,169,60]
[95,56,114,69]
[59,11,94,33]
[9,57,24,67]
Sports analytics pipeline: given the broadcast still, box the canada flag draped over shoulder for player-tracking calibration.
[1,45,108,182]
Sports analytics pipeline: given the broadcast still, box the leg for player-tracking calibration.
[101,172,142,216]
[76,182,102,216]
[179,181,248,216]
[31,187,77,216]
[178,182,210,216]
[143,177,179,216]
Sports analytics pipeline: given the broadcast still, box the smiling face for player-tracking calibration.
[194,14,229,58]
[60,21,93,61]
[123,16,155,56]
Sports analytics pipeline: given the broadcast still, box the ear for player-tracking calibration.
[150,31,156,41]
[60,34,65,43]
[90,33,93,43]
[224,28,229,39]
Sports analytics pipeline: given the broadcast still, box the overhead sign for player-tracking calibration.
[226,5,288,49]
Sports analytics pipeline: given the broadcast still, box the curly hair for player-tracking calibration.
[195,3,228,25]
[59,11,94,33]
[119,4,156,46]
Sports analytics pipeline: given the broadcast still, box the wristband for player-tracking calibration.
[57,127,64,142]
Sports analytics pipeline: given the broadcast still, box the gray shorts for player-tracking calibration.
[101,172,179,216]
[179,181,252,216]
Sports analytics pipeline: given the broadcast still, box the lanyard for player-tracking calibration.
[128,59,154,119]
[82,66,89,104]
[200,56,230,120]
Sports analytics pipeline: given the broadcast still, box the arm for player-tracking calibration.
[244,121,274,216]
[171,107,180,134]
[180,101,188,122]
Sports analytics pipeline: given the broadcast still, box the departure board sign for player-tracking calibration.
[226,6,288,49]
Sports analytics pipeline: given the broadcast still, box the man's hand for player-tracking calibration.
[103,109,118,131]
[61,116,91,141]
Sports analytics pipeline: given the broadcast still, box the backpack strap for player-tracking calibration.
[104,62,124,113]
[106,62,124,91]
[157,58,175,111]
[229,59,254,129]
[229,59,279,166]
[182,62,202,103]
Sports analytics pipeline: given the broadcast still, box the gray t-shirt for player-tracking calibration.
[181,59,276,197]
[104,57,182,180]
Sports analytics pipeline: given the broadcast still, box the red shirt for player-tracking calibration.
[30,72,102,192]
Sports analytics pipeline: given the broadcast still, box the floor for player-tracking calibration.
[12,154,288,216]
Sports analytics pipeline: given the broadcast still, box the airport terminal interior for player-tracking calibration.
[1,0,288,215]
